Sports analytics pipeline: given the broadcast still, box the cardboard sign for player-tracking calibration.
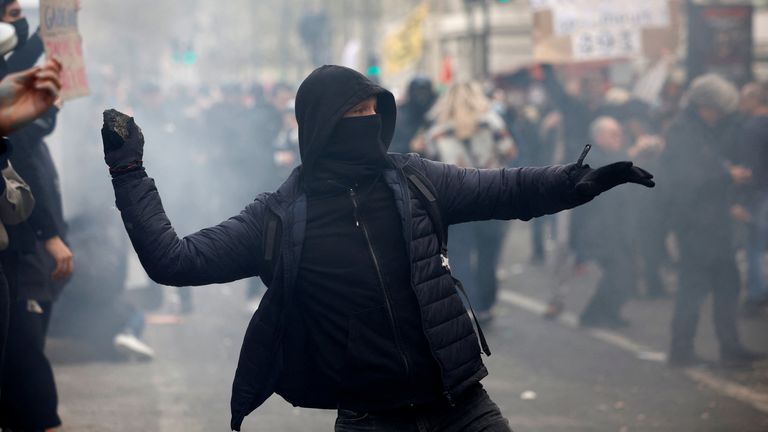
[39,0,88,100]
[532,0,678,63]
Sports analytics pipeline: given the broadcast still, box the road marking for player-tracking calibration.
[498,289,768,415]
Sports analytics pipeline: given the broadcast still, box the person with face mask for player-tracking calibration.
[0,0,41,78]
[101,65,654,431]
[390,76,436,155]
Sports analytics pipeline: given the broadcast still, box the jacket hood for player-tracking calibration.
[295,65,396,181]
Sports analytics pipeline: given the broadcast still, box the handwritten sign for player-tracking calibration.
[531,0,678,63]
[39,0,88,100]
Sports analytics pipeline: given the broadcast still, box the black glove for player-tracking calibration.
[570,161,655,199]
[101,109,144,176]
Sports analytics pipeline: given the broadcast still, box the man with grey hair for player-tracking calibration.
[664,74,765,367]
[577,116,635,328]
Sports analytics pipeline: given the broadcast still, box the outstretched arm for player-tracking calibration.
[418,151,654,225]
[103,109,264,287]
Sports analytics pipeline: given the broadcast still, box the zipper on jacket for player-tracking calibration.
[348,187,411,377]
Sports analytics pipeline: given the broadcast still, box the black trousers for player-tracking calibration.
[334,384,512,432]
[0,300,61,430]
[0,264,8,375]
[670,252,741,357]
[580,252,634,323]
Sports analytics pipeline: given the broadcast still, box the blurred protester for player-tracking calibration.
[391,76,436,155]
[243,83,295,309]
[272,99,299,182]
[577,116,635,328]
[500,82,557,263]
[537,64,607,271]
[100,65,654,431]
[0,150,34,371]
[653,69,687,135]
[622,100,669,298]
[427,82,517,322]
[0,0,38,76]
[735,81,768,316]
[0,58,64,430]
[133,81,198,314]
[664,74,765,367]
[0,59,63,371]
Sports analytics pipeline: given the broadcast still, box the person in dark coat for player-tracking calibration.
[578,116,636,328]
[664,74,766,367]
[0,59,62,373]
[735,81,768,315]
[101,65,654,431]
[390,76,436,155]
[0,3,69,429]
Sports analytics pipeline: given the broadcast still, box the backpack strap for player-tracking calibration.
[262,209,280,284]
[403,164,492,356]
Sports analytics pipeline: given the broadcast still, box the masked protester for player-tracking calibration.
[101,65,654,431]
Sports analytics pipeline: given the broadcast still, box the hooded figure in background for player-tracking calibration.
[390,76,436,155]
[101,65,654,431]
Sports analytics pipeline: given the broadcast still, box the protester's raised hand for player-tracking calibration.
[0,59,62,135]
[101,109,145,175]
[571,161,655,199]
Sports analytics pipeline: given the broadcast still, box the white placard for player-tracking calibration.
[552,1,669,35]
[571,27,642,60]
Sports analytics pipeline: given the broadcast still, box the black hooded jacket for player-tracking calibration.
[294,67,443,410]
[110,65,590,430]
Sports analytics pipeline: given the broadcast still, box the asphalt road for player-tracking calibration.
[50,225,768,432]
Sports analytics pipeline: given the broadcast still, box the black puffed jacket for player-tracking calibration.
[110,66,588,430]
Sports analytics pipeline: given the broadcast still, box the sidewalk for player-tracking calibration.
[496,222,768,407]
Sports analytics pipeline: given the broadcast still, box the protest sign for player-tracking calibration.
[39,0,88,100]
[531,0,678,63]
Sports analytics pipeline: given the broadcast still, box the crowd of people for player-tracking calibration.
[388,63,768,369]
[0,0,766,428]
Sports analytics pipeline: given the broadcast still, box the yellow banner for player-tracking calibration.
[382,4,428,75]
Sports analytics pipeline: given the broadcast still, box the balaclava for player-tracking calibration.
[312,105,388,181]
[294,65,397,185]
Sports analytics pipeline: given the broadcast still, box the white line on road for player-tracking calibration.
[497,289,768,415]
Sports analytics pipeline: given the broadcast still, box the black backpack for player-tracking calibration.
[261,165,491,356]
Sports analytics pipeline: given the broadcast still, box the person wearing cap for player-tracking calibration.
[664,73,766,368]
[101,65,654,431]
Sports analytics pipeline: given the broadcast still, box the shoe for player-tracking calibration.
[720,347,767,367]
[543,297,564,320]
[114,333,155,361]
[179,297,194,315]
[476,310,494,326]
[743,297,768,318]
[668,352,711,368]
[580,314,628,329]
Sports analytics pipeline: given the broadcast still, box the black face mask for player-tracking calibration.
[11,18,28,50]
[312,114,388,181]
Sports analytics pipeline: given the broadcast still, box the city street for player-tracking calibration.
[48,223,768,432]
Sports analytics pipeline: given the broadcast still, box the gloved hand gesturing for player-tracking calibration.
[101,109,144,176]
[570,161,655,199]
